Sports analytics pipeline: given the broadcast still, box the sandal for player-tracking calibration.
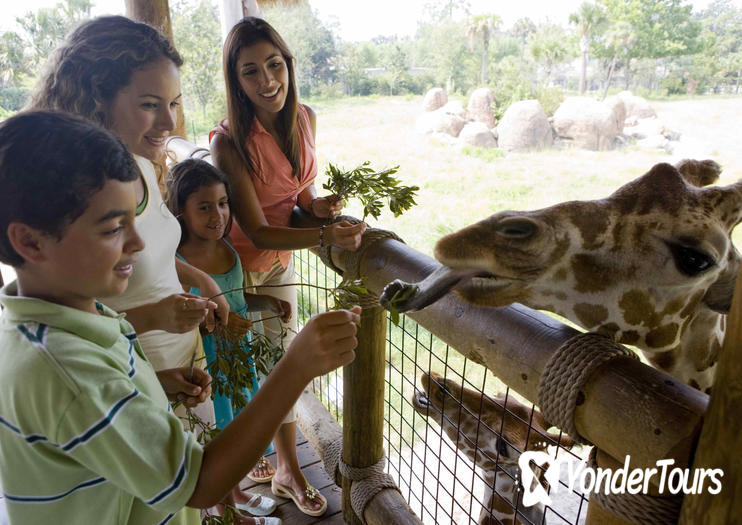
[271,479,327,517]
[235,493,277,517]
[246,456,275,483]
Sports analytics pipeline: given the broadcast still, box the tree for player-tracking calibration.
[596,20,636,98]
[338,42,378,96]
[510,17,537,61]
[0,32,28,87]
[529,23,571,87]
[16,0,92,74]
[465,14,501,85]
[263,1,336,97]
[415,19,474,94]
[569,2,607,94]
[422,0,471,24]
[696,0,742,93]
[598,0,702,88]
[380,42,411,95]
[172,0,222,120]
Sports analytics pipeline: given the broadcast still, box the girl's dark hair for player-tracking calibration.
[222,17,302,180]
[0,111,140,266]
[27,15,183,127]
[166,159,233,246]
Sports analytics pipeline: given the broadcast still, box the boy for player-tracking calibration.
[0,111,360,524]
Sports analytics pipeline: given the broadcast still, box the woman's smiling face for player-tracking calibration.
[236,40,289,125]
[106,57,182,161]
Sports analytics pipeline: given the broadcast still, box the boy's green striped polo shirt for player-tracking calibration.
[0,282,203,524]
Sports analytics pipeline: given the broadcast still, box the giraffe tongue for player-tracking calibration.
[380,265,487,312]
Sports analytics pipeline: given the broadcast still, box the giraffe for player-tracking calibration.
[413,371,574,525]
[382,160,740,393]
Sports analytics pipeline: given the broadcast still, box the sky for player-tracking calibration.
[1,0,738,40]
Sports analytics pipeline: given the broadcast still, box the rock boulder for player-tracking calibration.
[467,87,496,128]
[497,100,553,152]
[552,97,619,150]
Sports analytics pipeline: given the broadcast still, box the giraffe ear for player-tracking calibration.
[702,255,739,313]
[702,180,742,230]
[675,159,721,187]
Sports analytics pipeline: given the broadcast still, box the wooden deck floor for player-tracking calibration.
[239,428,345,524]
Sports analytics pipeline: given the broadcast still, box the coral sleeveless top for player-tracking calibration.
[209,105,317,272]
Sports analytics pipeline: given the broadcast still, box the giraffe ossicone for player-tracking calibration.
[383,160,737,392]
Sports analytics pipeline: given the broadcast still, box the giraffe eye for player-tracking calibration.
[496,436,510,458]
[667,242,715,276]
[495,218,538,239]
[436,382,451,399]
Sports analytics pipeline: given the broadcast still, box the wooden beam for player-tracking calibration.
[342,304,386,524]
[679,266,742,523]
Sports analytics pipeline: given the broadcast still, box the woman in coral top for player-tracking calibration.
[210,17,365,517]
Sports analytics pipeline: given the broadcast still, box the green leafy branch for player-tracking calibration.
[322,161,419,221]
[178,279,368,523]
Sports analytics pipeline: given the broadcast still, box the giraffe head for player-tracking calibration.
[413,371,573,525]
[384,160,741,389]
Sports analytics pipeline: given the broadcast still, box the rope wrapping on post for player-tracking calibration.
[537,332,639,444]
[315,216,404,284]
[323,438,402,524]
[586,448,682,524]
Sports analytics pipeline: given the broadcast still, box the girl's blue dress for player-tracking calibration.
[177,240,270,450]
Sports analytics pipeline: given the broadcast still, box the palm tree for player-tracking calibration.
[511,17,536,61]
[569,2,607,95]
[601,21,635,99]
[529,23,570,88]
[465,14,501,85]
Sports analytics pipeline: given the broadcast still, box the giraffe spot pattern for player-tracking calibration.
[566,204,610,250]
[618,330,641,345]
[619,289,655,326]
[571,253,615,293]
[646,323,679,348]
[573,303,609,328]
[649,350,677,371]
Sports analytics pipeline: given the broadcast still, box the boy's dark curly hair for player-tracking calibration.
[0,111,140,266]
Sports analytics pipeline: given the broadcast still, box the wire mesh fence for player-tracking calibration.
[292,249,590,525]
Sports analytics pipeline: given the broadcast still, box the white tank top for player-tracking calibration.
[99,155,197,370]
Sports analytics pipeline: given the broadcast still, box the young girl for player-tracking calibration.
[168,158,291,519]
[210,16,365,516]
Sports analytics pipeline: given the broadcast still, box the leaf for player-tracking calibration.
[390,306,400,327]
[323,161,416,222]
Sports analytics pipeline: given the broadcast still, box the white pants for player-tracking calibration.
[244,257,298,424]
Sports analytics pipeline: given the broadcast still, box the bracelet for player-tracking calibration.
[308,197,319,215]
[319,224,326,247]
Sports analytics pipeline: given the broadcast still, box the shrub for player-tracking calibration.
[0,87,29,111]
[535,85,565,116]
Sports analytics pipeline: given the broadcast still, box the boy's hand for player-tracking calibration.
[286,306,361,380]
[156,366,212,408]
[268,297,292,323]
[157,293,217,334]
